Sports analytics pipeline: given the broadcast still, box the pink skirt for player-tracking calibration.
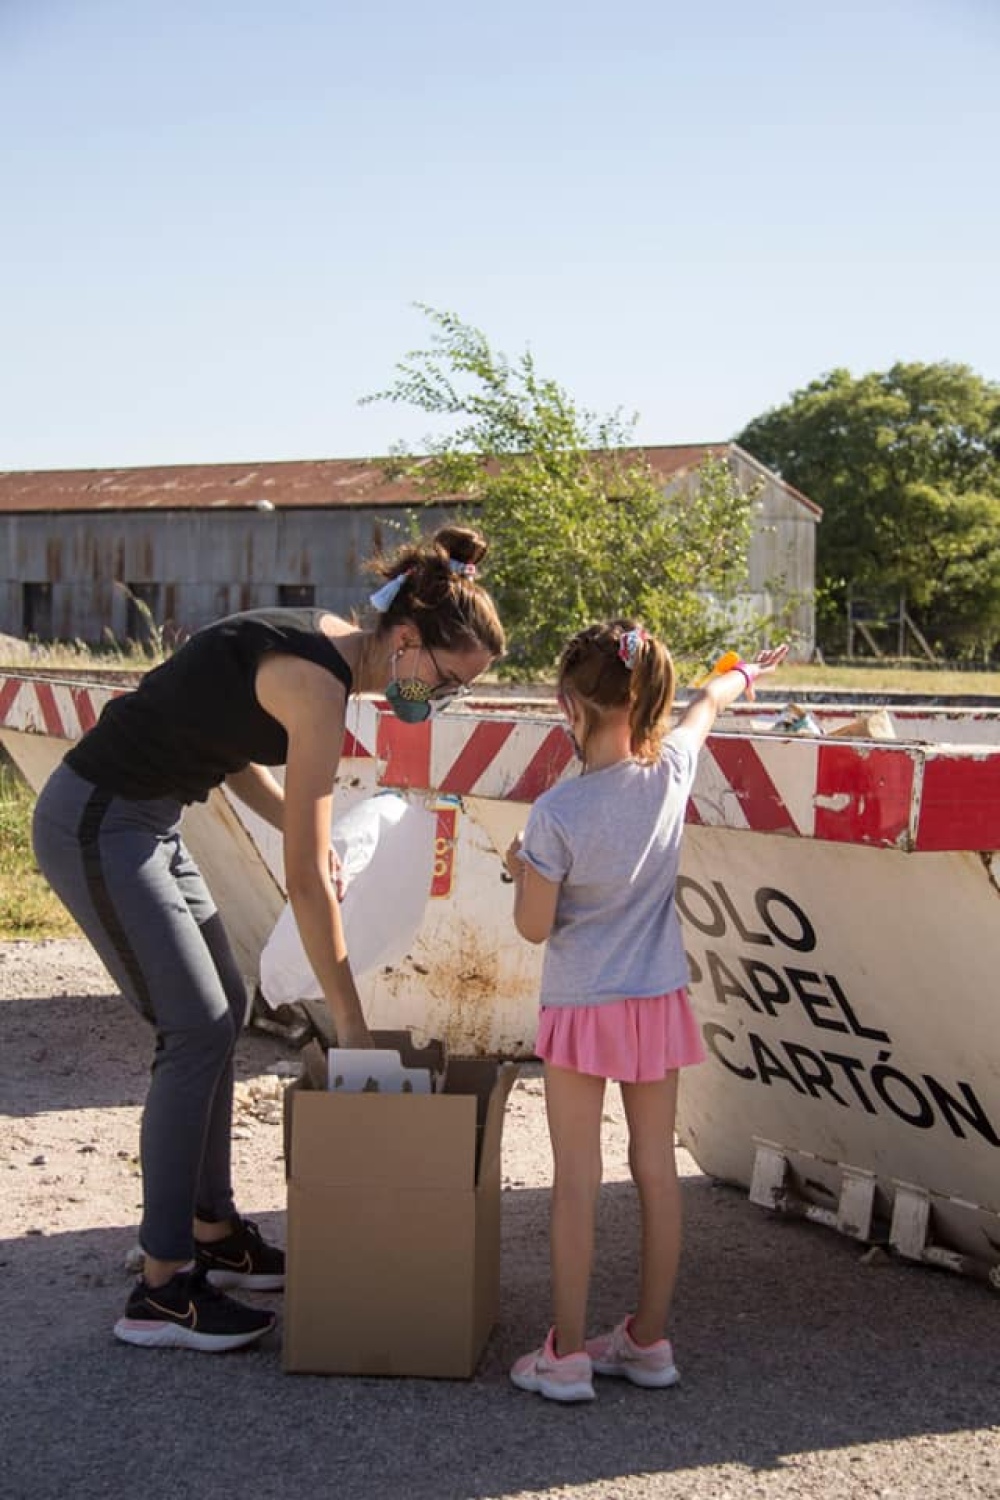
[535,988,706,1083]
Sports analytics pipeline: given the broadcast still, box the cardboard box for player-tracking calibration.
[283,1031,518,1378]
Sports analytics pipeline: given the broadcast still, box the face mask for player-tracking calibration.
[385,650,469,724]
[563,723,584,762]
[556,690,583,761]
[385,678,433,724]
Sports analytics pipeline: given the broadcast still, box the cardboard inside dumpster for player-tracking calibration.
[283,1031,518,1378]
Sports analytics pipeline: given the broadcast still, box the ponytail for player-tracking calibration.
[626,633,674,761]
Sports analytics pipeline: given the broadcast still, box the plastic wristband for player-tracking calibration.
[733,663,754,694]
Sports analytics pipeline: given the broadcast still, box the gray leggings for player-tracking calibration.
[32,762,248,1261]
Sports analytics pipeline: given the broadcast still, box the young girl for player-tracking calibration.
[505,621,787,1402]
[32,524,504,1353]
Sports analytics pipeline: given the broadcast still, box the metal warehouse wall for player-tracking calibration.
[665,450,817,650]
[0,505,451,645]
[0,468,816,653]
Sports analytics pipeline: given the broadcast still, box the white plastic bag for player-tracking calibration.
[258,791,437,1009]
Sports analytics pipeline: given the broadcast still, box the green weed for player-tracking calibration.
[0,759,78,939]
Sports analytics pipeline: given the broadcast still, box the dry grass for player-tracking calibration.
[0,636,163,672]
[778,663,1000,696]
[2,637,999,697]
[0,759,79,939]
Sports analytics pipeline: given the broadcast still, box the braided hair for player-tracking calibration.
[558,619,675,762]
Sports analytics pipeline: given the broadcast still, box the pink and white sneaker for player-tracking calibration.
[510,1327,595,1403]
[585,1317,680,1388]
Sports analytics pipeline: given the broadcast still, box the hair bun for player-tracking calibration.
[433,524,489,571]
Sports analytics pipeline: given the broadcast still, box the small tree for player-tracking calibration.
[366,307,760,675]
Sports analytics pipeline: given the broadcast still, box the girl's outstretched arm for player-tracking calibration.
[675,644,789,753]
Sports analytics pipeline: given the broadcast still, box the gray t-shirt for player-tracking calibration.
[518,728,698,1008]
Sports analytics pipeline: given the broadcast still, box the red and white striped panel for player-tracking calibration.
[372,711,1000,852]
[0,673,382,761]
[372,711,909,843]
[915,751,1000,851]
[689,734,921,847]
[0,674,122,740]
[373,712,577,801]
[4,676,999,853]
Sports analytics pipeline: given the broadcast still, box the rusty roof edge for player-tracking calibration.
[728,443,824,518]
[0,444,823,515]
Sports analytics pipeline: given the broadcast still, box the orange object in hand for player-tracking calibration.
[692,650,741,687]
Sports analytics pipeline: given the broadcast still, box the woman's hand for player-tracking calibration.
[335,1017,376,1049]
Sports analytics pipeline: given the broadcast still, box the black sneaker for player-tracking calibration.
[194,1214,285,1291]
[113,1266,275,1352]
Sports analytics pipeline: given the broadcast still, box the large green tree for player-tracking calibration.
[736,362,1000,659]
[367,307,759,676]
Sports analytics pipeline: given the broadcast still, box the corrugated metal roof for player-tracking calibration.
[0,444,820,516]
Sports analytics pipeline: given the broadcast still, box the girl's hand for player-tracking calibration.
[740,644,789,700]
[503,833,524,881]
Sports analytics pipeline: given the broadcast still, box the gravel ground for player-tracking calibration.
[1,938,998,1500]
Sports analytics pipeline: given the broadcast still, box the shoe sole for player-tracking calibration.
[510,1370,595,1402]
[591,1361,680,1388]
[203,1269,285,1291]
[113,1316,274,1352]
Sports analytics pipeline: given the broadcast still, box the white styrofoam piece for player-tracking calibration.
[327,1047,439,1094]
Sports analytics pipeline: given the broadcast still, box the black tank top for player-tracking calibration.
[65,607,353,803]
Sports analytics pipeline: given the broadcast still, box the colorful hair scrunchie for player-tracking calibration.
[448,559,477,579]
[617,626,649,670]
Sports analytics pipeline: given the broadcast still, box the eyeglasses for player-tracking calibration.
[423,643,473,708]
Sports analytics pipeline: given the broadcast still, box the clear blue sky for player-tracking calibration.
[2,0,998,472]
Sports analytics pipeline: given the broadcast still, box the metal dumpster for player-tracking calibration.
[3,671,999,1285]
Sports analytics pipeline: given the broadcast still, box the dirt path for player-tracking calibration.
[2,938,998,1500]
